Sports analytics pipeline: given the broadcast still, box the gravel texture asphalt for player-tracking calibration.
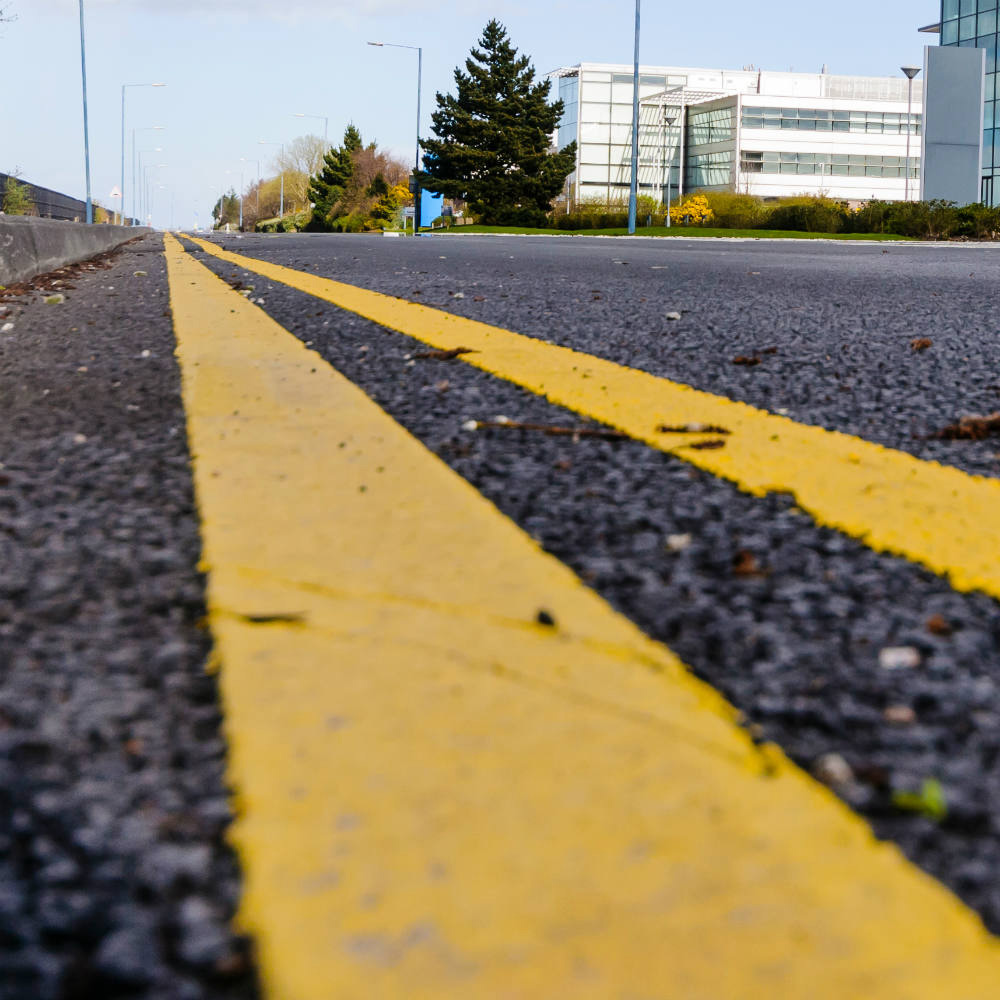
[191,232,1000,933]
[5,229,1000,999]
[0,237,258,1000]
[210,232,1000,478]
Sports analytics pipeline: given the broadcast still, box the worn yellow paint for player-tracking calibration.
[184,233,1000,602]
[165,231,1000,997]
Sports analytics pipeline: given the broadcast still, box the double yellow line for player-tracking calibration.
[166,233,1000,999]
[184,233,1000,601]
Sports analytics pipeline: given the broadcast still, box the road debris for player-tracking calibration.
[892,779,947,821]
[732,355,762,366]
[910,337,933,351]
[929,412,1000,440]
[665,533,692,552]
[44,293,65,305]
[413,347,478,361]
[657,422,731,435]
[884,705,917,726]
[468,418,629,441]
[732,550,766,577]
[813,753,854,788]
[879,646,921,670]
[665,311,682,321]
[926,614,953,637]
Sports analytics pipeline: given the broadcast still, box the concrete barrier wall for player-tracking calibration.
[0,216,152,286]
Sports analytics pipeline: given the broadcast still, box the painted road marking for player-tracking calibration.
[164,233,1000,997]
[183,234,1000,603]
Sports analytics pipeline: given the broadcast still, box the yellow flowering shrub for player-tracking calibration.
[668,194,714,225]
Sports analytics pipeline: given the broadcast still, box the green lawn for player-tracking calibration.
[436,225,913,241]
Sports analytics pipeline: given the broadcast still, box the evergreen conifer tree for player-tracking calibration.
[419,21,576,226]
[307,124,363,230]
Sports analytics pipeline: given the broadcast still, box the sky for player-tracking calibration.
[0,0,939,229]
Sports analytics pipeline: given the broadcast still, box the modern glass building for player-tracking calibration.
[553,64,922,207]
[936,0,1000,203]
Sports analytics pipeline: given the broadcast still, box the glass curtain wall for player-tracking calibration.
[571,69,686,205]
[941,0,1000,203]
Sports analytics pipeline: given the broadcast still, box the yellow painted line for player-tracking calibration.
[184,233,1000,601]
[164,233,1000,996]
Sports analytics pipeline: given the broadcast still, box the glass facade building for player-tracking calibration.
[940,0,1000,202]
[555,63,923,206]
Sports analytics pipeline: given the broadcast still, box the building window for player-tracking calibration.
[739,150,919,179]
[687,107,735,145]
[687,150,734,186]
[742,106,921,135]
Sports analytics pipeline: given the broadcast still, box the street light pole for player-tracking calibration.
[368,41,423,235]
[144,164,166,227]
[121,83,165,225]
[902,66,921,203]
[132,128,164,223]
[136,147,163,223]
[78,0,93,223]
[627,0,641,235]
[665,116,678,227]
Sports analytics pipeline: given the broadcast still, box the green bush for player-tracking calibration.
[2,174,35,216]
[697,191,769,229]
[956,202,1000,239]
[848,200,892,234]
[544,190,1000,240]
[766,197,850,233]
[328,213,367,233]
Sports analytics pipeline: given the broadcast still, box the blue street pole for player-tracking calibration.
[627,0,640,235]
[78,0,93,223]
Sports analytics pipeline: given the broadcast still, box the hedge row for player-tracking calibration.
[548,194,1000,240]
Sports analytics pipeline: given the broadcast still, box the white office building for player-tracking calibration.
[553,63,925,206]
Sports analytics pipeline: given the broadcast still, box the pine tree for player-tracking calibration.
[211,189,239,228]
[306,124,363,230]
[419,20,576,227]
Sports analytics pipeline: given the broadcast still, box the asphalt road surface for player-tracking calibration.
[3,230,1000,997]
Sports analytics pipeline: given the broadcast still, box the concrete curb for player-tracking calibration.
[0,216,152,286]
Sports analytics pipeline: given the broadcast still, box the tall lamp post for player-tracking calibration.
[627,0,641,235]
[661,111,678,227]
[142,163,166,226]
[293,113,329,143]
[901,65,921,202]
[121,82,165,225]
[368,41,422,235]
[77,0,93,223]
[132,128,164,222]
[259,141,285,218]
[136,147,163,222]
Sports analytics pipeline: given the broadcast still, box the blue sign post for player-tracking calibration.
[421,190,443,228]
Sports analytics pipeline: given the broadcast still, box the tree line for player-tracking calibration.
[215,20,577,233]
